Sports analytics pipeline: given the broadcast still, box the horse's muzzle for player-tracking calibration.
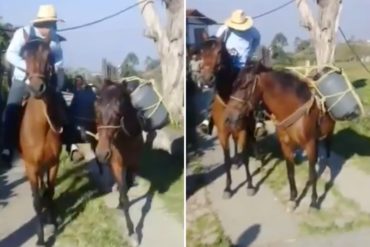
[96,148,112,164]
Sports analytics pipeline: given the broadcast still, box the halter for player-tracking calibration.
[230,75,259,109]
[97,116,131,136]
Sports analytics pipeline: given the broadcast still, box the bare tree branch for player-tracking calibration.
[295,0,318,32]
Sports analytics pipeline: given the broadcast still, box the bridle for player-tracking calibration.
[230,75,259,110]
[97,116,131,136]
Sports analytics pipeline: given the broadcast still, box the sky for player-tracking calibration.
[0,0,165,73]
[187,0,370,51]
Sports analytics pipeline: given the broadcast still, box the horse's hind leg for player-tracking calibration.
[306,140,319,209]
[26,165,45,246]
[280,143,298,212]
[111,161,137,242]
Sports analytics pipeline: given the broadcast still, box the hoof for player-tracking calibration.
[36,240,45,247]
[246,187,256,196]
[223,190,232,199]
[286,201,297,213]
[309,201,319,212]
[130,233,139,247]
[231,164,239,170]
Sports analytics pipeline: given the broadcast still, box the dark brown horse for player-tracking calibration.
[19,31,65,246]
[198,36,257,198]
[95,79,144,243]
[225,61,335,211]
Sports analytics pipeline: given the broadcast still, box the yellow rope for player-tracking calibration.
[120,76,173,123]
[285,65,365,118]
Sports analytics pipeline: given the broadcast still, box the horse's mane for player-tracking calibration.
[269,69,312,101]
[22,38,50,56]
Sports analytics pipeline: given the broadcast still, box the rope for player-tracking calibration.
[286,65,365,118]
[275,96,315,129]
[121,75,173,122]
[338,26,370,74]
[43,103,63,134]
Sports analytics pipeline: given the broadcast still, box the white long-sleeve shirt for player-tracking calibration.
[6,25,64,87]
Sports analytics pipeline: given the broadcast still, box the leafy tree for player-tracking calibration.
[271,32,288,48]
[144,56,160,71]
[120,52,139,77]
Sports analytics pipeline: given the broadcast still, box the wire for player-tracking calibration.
[338,26,370,74]
[59,0,147,32]
[186,0,295,25]
[252,0,295,19]
[0,0,148,33]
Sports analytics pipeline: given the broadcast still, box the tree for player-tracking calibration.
[295,0,343,66]
[120,52,139,77]
[271,32,288,48]
[137,0,184,123]
[294,37,311,53]
[144,56,160,71]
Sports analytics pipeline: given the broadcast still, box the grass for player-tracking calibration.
[54,150,130,247]
[139,147,184,223]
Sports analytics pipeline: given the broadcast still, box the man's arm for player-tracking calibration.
[247,28,261,60]
[5,28,27,71]
[52,38,65,90]
[215,25,228,39]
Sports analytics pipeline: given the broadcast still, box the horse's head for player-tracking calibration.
[22,29,54,99]
[198,35,228,86]
[94,79,141,164]
[224,61,268,131]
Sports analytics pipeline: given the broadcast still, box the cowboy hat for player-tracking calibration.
[225,9,253,31]
[32,5,63,24]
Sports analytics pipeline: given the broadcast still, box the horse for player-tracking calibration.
[19,31,65,246]
[224,60,336,211]
[198,36,257,198]
[94,79,144,243]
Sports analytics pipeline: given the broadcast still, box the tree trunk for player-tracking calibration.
[137,0,184,124]
[295,0,342,67]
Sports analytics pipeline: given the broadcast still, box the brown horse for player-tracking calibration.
[19,32,65,246]
[225,61,335,211]
[95,79,144,243]
[198,36,257,198]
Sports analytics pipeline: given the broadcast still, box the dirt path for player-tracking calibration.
[187,123,370,247]
[0,147,183,247]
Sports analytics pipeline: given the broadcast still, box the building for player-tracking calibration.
[186,9,217,47]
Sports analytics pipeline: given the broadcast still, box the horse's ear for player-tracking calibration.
[23,29,29,42]
[201,31,209,42]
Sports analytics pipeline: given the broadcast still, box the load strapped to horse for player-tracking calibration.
[119,76,170,131]
[286,65,364,121]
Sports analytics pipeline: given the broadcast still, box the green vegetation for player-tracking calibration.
[54,151,129,247]
[139,147,184,222]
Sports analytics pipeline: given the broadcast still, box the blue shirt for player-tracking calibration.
[216,25,261,69]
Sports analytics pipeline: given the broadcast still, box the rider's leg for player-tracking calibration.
[1,79,27,167]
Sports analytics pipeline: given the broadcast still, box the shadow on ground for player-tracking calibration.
[234,224,261,247]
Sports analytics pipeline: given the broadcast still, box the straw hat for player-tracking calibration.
[225,9,253,31]
[32,5,61,24]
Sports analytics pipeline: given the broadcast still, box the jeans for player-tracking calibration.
[1,79,27,150]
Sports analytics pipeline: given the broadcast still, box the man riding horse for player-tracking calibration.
[1,5,66,167]
[199,9,266,135]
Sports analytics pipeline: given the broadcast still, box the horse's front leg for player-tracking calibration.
[243,131,256,196]
[306,139,319,209]
[111,161,137,242]
[219,131,232,199]
[26,165,45,246]
[280,142,298,212]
